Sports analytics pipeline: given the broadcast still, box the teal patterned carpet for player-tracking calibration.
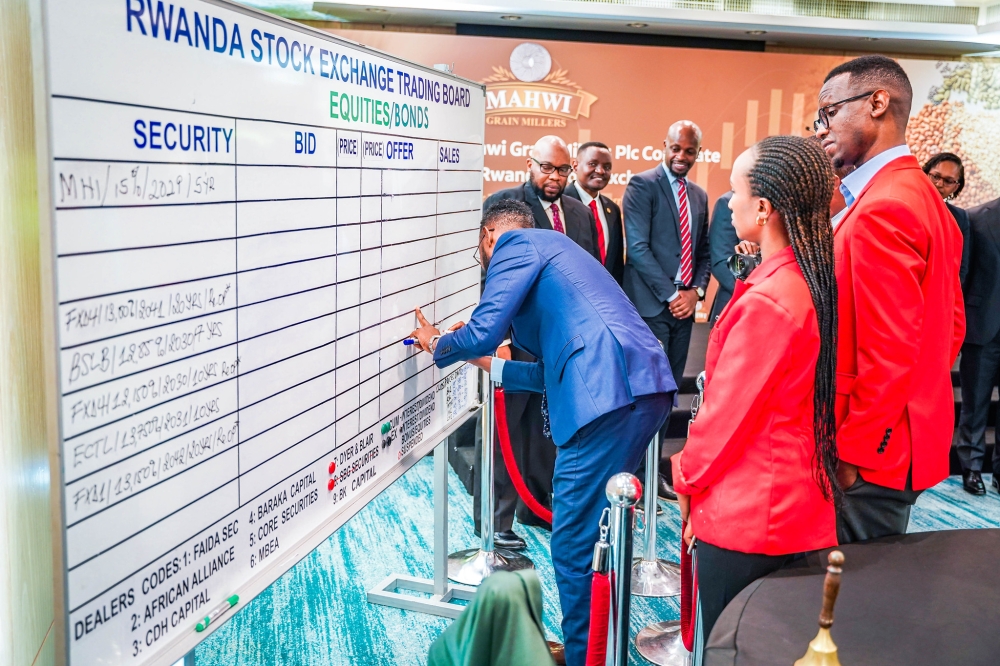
[189,461,1000,666]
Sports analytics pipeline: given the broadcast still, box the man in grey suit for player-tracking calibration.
[708,191,737,324]
[623,121,711,498]
[956,196,1000,495]
[479,135,599,541]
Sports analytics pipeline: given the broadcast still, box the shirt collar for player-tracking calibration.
[744,245,797,287]
[574,180,597,205]
[839,144,911,206]
[663,165,684,187]
[541,198,561,211]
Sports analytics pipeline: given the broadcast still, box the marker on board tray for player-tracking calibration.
[195,595,239,632]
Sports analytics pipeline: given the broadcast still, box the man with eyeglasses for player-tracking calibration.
[474,135,600,547]
[409,198,674,666]
[815,55,965,542]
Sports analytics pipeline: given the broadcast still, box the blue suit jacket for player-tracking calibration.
[434,229,676,445]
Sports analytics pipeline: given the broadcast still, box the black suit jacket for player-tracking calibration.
[563,181,625,284]
[708,191,737,324]
[483,183,600,261]
[947,202,971,286]
[622,164,711,318]
[964,198,1000,346]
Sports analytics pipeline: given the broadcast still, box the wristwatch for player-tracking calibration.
[429,335,441,351]
[695,287,705,300]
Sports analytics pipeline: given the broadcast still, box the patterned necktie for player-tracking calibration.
[550,201,565,234]
[589,199,606,264]
[677,178,694,286]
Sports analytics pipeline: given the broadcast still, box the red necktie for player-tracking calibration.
[550,202,565,234]
[589,199,606,264]
[677,178,694,286]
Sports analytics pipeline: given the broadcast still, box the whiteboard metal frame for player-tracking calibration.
[27,1,487,664]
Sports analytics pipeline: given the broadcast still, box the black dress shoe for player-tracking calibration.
[963,470,986,495]
[493,530,527,550]
[657,474,678,502]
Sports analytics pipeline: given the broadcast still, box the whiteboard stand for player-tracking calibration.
[367,415,478,618]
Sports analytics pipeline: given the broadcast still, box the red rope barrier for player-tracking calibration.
[680,520,698,652]
[493,387,554,525]
[585,571,611,666]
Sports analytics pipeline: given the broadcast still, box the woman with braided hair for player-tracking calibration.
[671,134,840,649]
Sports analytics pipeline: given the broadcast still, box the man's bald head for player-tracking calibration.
[531,135,572,165]
[664,120,702,178]
[667,121,703,146]
[526,134,573,202]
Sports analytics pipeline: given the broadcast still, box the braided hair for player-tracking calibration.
[748,135,840,503]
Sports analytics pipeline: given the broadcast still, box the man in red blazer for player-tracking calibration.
[816,55,965,543]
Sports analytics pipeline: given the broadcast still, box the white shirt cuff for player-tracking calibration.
[490,357,506,384]
[666,289,681,303]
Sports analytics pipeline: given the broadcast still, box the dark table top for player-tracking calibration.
[705,529,1000,666]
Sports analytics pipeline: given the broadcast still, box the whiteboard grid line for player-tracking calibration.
[51,94,487,146]
[65,362,465,616]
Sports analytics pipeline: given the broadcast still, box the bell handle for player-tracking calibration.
[818,550,844,629]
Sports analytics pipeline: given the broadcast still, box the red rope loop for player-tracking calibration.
[493,387,554,524]
[585,571,611,666]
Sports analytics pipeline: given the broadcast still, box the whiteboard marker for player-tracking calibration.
[403,338,417,345]
[195,595,239,632]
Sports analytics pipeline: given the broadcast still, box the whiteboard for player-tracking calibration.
[34,1,485,664]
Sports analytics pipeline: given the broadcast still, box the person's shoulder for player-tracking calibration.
[562,182,582,201]
[968,197,1000,224]
[600,193,621,214]
[750,262,815,325]
[485,185,527,205]
[627,166,660,187]
[561,194,591,216]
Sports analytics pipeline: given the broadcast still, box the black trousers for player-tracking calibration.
[956,333,1000,472]
[640,306,694,484]
[472,407,516,534]
[697,540,795,644]
[836,472,921,544]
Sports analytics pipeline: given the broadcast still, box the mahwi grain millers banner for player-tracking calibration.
[320,29,1000,211]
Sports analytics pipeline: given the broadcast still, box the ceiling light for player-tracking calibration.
[365,7,388,12]
[500,15,522,20]
[627,22,649,28]
[746,30,767,35]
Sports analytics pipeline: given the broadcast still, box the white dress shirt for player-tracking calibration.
[540,198,566,233]
[574,181,609,256]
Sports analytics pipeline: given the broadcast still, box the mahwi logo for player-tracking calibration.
[483,43,598,127]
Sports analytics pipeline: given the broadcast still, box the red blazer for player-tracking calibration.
[672,247,837,555]
[834,156,965,491]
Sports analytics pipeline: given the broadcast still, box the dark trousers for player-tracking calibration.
[473,408,516,534]
[836,472,921,544]
[640,307,693,484]
[957,334,1000,472]
[696,540,795,644]
[551,393,670,666]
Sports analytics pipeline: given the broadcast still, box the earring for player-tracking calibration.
[756,214,767,226]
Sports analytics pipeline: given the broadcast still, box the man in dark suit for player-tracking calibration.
[409,199,674,666]
[564,141,625,284]
[480,136,599,542]
[623,120,711,499]
[708,191,737,324]
[956,196,1000,494]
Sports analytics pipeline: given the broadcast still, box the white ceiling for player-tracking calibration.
[307,0,1000,56]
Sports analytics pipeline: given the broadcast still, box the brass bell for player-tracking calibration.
[794,550,845,666]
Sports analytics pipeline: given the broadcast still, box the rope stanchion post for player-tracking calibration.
[634,371,706,665]
[447,366,533,586]
[606,473,641,666]
[631,432,682,598]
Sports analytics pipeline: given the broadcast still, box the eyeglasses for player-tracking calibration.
[473,227,495,266]
[531,157,572,177]
[812,90,877,131]
[928,172,959,187]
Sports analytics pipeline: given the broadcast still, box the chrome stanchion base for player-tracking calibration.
[631,557,681,597]
[447,547,534,586]
[635,620,690,666]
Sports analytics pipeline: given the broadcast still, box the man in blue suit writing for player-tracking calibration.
[410,199,675,665]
